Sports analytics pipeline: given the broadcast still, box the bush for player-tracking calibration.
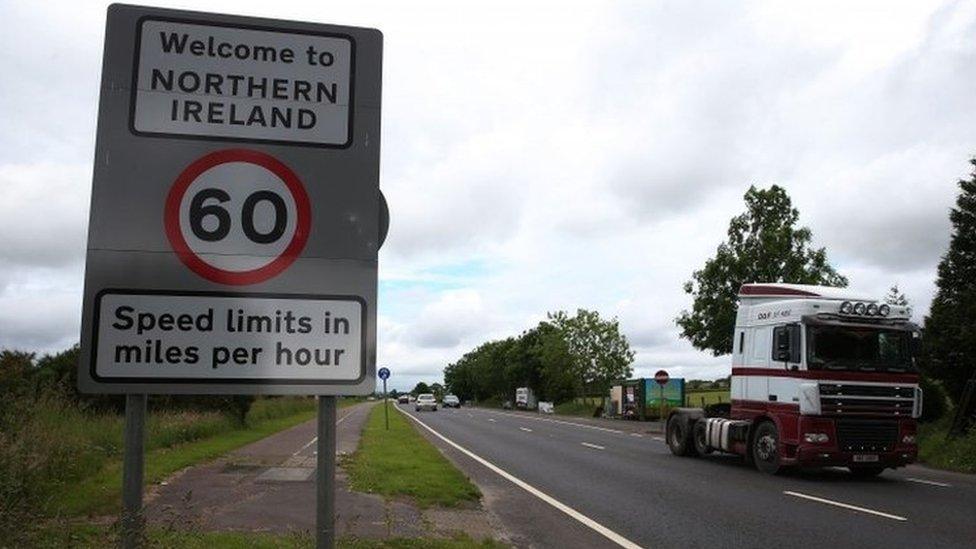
[920,375,948,423]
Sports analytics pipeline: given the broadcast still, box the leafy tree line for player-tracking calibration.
[443,309,634,403]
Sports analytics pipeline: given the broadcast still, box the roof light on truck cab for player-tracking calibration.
[840,301,853,314]
[879,304,891,316]
[866,303,879,316]
[853,302,866,315]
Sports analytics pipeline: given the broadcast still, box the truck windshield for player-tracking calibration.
[806,325,915,372]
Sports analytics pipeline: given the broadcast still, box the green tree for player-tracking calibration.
[411,381,431,395]
[922,158,976,401]
[676,185,848,355]
[885,285,910,309]
[548,309,634,393]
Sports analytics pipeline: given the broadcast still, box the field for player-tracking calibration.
[343,404,481,507]
[684,390,730,407]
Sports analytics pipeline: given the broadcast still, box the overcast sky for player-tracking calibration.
[1,0,975,391]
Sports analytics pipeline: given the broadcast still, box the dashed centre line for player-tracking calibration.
[520,427,533,432]
[905,477,951,487]
[581,442,606,450]
[783,491,907,521]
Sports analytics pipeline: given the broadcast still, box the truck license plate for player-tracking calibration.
[853,454,879,463]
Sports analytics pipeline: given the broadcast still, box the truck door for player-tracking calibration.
[770,324,801,404]
[748,327,771,402]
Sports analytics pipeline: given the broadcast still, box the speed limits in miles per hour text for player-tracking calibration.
[93,291,365,383]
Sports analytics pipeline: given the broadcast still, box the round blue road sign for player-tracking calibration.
[378,367,390,380]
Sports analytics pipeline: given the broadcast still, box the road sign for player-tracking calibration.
[654,370,670,386]
[78,5,383,396]
[378,367,390,380]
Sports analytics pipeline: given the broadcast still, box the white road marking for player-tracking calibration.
[292,407,357,456]
[520,427,533,432]
[489,418,497,422]
[397,406,644,549]
[783,491,907,521]
[581,442,606,450]
[651,436,665,442]
[905,477,951,487]
[630,433,643,438]
[482,409,624,434]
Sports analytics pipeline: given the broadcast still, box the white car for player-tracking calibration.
[442,394,460,408]
[415,393,438,411]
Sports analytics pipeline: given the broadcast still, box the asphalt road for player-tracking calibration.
[399,404,976,549]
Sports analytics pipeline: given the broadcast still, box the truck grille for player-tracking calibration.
[819,383,915,417]
[835,419,898,452]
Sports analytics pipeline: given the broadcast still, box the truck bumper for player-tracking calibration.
[791,416,918,469]
[794,447,917,468]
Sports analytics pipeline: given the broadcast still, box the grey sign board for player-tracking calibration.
[79,4,382,395]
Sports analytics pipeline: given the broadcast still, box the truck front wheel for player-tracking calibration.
[752,421,782,475]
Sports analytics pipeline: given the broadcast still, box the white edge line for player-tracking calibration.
[520,427,533,432]
[783,491,907,521]
[581,442,606,450]
[904,477,951,487]
[292,407,356,456]
[398,406,643,549]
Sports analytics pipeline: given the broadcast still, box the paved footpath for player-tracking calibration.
[145,401,501,541]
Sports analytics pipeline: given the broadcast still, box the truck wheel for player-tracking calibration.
[752,421,782,475]
[667,414,699,457]
[693,420,712,455]
[848,466,885,478]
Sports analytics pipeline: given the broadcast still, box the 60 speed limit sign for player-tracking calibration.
[165,149,311,285]
[79,5,383,396]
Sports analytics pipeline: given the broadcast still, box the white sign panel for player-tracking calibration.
[94,291,364,383]
[133,19,353,146]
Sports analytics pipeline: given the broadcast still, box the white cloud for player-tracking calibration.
[1,0,973,392]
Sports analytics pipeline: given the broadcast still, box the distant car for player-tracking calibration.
[415,393,437,412]
[442,395,460,408]
[397,395,410,404]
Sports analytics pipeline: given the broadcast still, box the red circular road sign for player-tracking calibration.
[654,370,670,386]
[164,149,311,286]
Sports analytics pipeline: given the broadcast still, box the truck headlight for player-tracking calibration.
[804,433,830,443]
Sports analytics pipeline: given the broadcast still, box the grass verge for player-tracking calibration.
[343,403,481,507]
[32,523,505,549]
[918,417,976,473]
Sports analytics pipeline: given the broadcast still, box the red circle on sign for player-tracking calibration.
[654,370,670,386]
[164,149,311,286]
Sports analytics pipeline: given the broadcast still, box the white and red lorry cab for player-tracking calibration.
[667,283,922,476]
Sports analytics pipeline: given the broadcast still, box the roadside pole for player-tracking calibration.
[378,368,391,430]
[121,394,146,548]
[316,396,337,549]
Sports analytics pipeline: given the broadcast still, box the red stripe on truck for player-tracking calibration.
[731,367,919,384]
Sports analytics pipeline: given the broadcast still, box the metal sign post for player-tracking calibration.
[378,367,390,430]
[121,394,146,548]
[654,370,670,419]
[316,396,337,548]
[78,6,383,548]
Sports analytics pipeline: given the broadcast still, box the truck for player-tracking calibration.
[515,387,537,410]
[667,283,922,477]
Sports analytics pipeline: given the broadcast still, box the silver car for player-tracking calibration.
[415,393,437,411]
